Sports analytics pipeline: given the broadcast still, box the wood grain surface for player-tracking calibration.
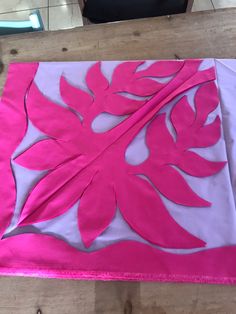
[0,8,236,314]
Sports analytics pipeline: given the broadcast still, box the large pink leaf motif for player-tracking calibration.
[78,172,116,248]
[15,60,226,249]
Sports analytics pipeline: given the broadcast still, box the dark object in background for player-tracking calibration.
[83,0,191,24]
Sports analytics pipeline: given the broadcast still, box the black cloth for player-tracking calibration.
[0,27,34,36]
[83,0,188,23]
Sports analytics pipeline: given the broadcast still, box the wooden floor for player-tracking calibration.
[0,8,236,314]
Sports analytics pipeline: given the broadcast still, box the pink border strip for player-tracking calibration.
[0,233,236,284]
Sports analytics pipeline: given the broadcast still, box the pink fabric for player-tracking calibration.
[0,63,38,237]
[0,59,235,283]
[0,234,236,284]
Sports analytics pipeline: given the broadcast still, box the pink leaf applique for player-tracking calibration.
[16,60,225,249]
[171,96,195,134]
[177,151,226,177]
[15,139,74,170]
[170,88,222,150]
[104,93,145,115]
[194,81,219,124]
[18,157,96,226]
[146,114,175,159]
[27,83,82,141]
[133,81,226,207]
[110,61,164,96]
[123,78,163,97]
[86,62,109,94]
[136,60,184,78]
[111,61,144,90]
[116,174,205,248]
[78,173,116,248]
[143,165,211,207]
[60,76,93,116]
[193,116,221,148]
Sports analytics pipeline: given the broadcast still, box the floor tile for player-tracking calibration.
[0,8,48,30]
[49,4,82,30]
[212,0,236,8]
[192,0,214,11]
[49,0,78,6]
[0,0,47,14]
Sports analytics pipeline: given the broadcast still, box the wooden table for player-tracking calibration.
[0,8,236,314]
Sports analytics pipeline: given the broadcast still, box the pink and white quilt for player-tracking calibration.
[0,59,236,283]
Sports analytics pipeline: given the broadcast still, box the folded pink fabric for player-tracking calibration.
[0,59,236,283]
